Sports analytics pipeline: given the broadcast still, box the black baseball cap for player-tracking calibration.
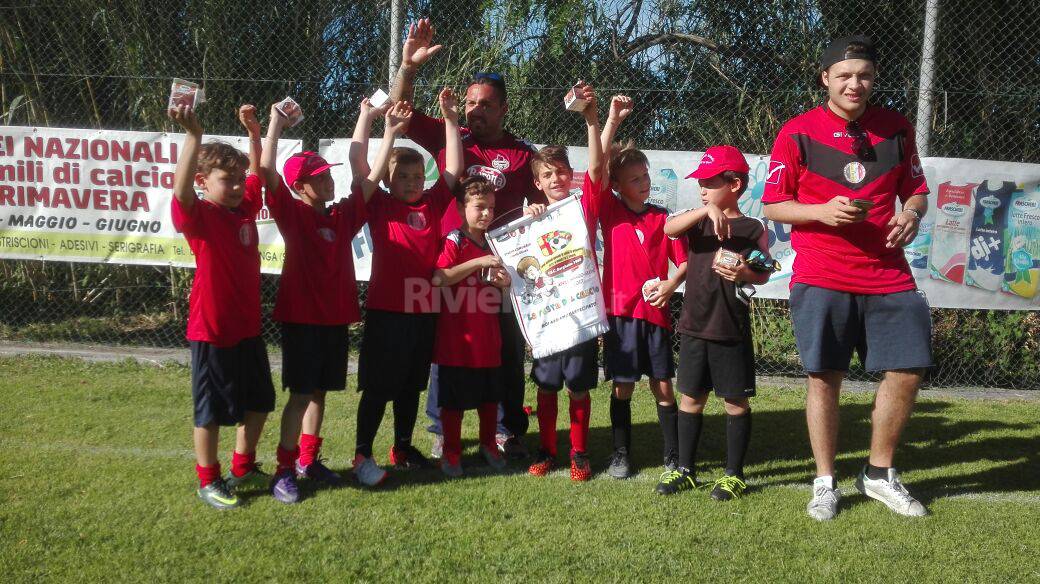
[818,36,877,86]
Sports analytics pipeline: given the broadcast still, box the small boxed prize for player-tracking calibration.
[713,248,742,269]
[275,96,305,128]
[168,78,205,109]
[563,83,587,112]
[369,89,390,108]
[641,277,661,301]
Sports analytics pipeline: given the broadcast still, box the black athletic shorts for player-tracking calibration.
[436,365,503,411]
[789,284,933,373]
[280,322,349,394]
[190,336,276,427]
[358,310,437,400]
[603,316,675,382]
[530,338,599,393]
[676,333,756,399]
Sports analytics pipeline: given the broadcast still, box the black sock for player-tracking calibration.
[657,403,679,463]
[725,411,752,479]
[609,395,632,451]
[678,410,703,473]
[355,392,387,458]
[392,392,421,449]
[866,463,890,480]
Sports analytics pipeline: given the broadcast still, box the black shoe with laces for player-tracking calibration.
[390,444,435,470]
[606,448,631,479]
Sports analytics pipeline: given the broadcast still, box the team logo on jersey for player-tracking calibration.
[537,230,572,256]
[238,225,252,246]
[766,160,785,185]
[406,211,428,230]
[843,161,867,184]
[318,227,336,242]
[491,153,510,171]
[910,154,923,178]
[466,164,507,190]
[635,228,645,244]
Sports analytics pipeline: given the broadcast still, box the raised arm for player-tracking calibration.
[260,102,290,192]
[439,87,463,189]
[600,95,633,180]
[390,18,443,104]
[663,205,732,239]
[169,105,203,211]
[361,101,413,202]
[578,82,604,185]
[348,98,389,187]
[238,105,262,177]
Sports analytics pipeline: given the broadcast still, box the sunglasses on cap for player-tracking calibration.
[846,120,876,161]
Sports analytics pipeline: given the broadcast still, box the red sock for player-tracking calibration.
[298,433,322,468]
[276,445,299,474]
[537,392,559,456]
[196,463,221,488]
[478,402,498,452]
[442,409,464,465]
[230,451,256,478]
[569,394,591,456]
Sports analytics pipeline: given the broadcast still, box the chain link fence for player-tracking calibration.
[1,1,1038,389]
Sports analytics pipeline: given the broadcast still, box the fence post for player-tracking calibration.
[914,0,940,157]
[388,0,405,88]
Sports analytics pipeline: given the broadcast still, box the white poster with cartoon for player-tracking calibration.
[487,196,609,359]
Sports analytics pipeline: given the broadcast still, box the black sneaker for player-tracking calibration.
[655,467,697,495]
[501,436,529,460]
[710,474,748,501]
[389,444,435,470]
[606,448,631,479]
[197,478,240,510]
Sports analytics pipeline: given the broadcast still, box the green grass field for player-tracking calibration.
[1,355,1037,582]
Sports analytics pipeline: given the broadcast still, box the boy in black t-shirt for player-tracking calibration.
[660,145,772,501]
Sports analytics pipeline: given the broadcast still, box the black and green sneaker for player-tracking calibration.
[655,467,697,495]
[710,474,748,501]
[197,478,241,510]
[225,465,271,492]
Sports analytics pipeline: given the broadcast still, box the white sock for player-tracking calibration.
[814,475,836,490]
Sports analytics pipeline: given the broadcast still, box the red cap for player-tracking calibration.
[283,151,341,186]
[685,145,750,179]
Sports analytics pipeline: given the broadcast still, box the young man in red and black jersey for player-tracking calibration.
[762,36,931,520]
[391,19,546,459]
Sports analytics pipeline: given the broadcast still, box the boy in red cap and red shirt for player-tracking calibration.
[661,145,773,501]
[349,91,463,481]
[432,176,513,477]
[169,104,276,510]
[258,99,371,502]
[596,95,689,489]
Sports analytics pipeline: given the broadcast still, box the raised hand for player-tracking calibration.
[402,18,443,69]
[238,104,260,137]
[438,87,459,123]
[360,97,390,120]
[168,104,202,136]
[607,95,634,123]
[385,101,413,136]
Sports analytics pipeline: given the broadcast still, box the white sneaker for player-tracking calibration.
[856,467,929,517]
[352,455,387,487]
[430,433,443,460]
[807,477,842,521]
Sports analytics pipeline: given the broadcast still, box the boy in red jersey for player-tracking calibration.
[431,176,512,477]
[258,97,373,501]
[350,90,464,481]
[521,82,603,482]
[596,96,688,488]
[169,104,275,509]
